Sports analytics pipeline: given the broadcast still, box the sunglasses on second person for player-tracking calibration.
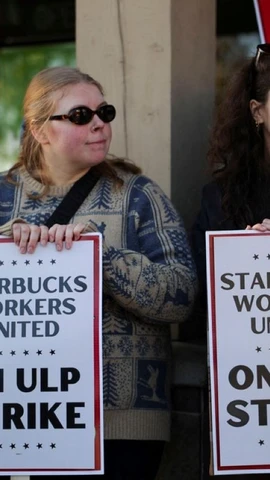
[255,43,270,67]
[49,104,116,125]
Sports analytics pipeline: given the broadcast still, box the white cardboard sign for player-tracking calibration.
[0,234,103,475]
[206,231,270,475]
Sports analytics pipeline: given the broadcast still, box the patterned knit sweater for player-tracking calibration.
[0,167,197,441]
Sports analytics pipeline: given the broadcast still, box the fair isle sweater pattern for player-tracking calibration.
[0,168,197,441]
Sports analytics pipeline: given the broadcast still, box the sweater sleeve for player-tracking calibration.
[101,177,197,323]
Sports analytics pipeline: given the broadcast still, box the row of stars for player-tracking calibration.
[0,259,56,266]
[255,346,270,352]
[5,440,267,448]
[253,254,270,260]
[6,441,266,448]
[0,350,56,356]
[2,443,56,450]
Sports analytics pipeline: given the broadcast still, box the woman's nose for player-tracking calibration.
[90,113,105,131]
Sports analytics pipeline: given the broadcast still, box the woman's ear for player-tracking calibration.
[30,122,49,145]
[250,99,264,125]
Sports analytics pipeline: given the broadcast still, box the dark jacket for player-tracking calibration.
[191,182,239,307]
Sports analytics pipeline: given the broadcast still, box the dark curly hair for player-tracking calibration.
[208,50,270,228]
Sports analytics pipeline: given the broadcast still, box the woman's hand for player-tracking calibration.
[12,222,86,253]
[246,218,270,232]
[12,223,49,253]
[48,223,86,251]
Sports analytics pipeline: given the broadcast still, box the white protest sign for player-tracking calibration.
[206,231,270,475]
[0,234,103,476]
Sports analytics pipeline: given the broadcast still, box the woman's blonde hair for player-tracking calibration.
[8,66,140,187]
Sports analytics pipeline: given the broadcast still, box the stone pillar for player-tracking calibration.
[76,0,215,229]
[76,0,171,195]
[171,0,216,230]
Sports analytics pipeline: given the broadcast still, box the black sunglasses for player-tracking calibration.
[255,43,270,67]
[49,104,116,125]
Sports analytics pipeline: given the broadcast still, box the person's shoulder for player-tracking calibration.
[0,170,9,180]
[195,180,225,230]
[112,165,170,203]
[124,171,165,192]
[201,180,221,196]
[0,170,18,205]
[200,180,222,206]
[0,170,14,187]
[113,167,138,182]
[114,168,155,189]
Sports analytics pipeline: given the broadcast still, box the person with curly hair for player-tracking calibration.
[192,43,270,480]
[192,43,270,304]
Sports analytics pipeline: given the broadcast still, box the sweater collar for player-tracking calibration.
[20,167,74,197]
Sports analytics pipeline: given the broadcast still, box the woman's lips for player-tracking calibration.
[87,139,106,145]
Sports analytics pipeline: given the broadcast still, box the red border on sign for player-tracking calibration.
[0,234,102,473]
[209,232,270,473]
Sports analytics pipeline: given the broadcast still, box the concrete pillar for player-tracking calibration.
[171,0,216,230]
[76,0,215,229]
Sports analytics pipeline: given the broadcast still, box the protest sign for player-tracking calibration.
[0,234,103,476]
[253,0,270,42]
[206,231,270,475]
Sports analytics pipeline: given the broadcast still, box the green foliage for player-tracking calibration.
[0,42,75,169]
